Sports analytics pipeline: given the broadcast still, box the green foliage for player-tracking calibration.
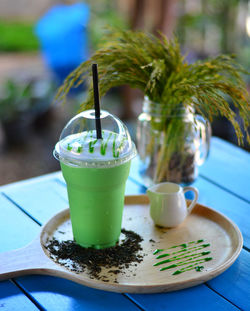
[0,20,39,52]
[0,80,34,121]
[56,29,249,145]
[0,79,54,121]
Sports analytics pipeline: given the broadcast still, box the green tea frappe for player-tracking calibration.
[54,110,136,249]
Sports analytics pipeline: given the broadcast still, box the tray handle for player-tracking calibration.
[0,238,54,281]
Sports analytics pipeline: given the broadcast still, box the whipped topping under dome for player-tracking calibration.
[54,109,137,168]
[61,130,130,160]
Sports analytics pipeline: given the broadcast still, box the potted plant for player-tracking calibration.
[0,78,54,146]
[55,30,249,184]
[0,79,34,145]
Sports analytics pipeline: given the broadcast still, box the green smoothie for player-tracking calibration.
[61,161,131,249]
[54,111,136,249]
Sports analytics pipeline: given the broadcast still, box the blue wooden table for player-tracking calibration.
[0,137,249,311]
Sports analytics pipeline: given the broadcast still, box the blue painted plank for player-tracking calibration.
[191,178,250,249]
[200,137,250,202]
[0,171,61,191]
[0,281,38,311]
[126,178,144,195]
[16,276,139,311]
[128,283,238,311]
[129,157,146,187]
[0,195,40,252]
[3,179,68,225]
[0,195,41,310]
[207,249,250,311]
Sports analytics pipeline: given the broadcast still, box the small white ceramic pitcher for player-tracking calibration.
[147,182,199,228]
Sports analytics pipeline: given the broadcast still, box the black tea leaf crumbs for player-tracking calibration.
[45,229,144,282]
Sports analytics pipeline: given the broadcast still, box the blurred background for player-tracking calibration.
[0,0,249,185]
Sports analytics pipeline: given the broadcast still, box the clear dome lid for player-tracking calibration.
[54,109,137,168]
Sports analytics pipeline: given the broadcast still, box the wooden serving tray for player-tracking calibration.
[0,195,243,293]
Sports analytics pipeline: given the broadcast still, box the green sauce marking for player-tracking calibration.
[67,143,72,151]
[77,146,83,153]
[162,243,210,257]
[112,134,118,158]
[153,239,212,275]
[89,139,98,153]
[153,249,164,255]
[101,132,113,155]
[83,132,89,142]
[195,266,204,272]
[66,131,127,158]
[113,135,126,158]
[154,251,211,266]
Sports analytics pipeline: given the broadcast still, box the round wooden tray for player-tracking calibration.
[0,195,243,293]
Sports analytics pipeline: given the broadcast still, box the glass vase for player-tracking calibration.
[136,97,211,186]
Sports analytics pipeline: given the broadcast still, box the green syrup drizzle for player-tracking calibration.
[87,131,97,153]
[67,143,72,151]
[112,134,118,158]
[100,132,113,155]
[153,239,212,275]
[113,136,126,158]
[66,131,126,158]
[89,139,98,153]
[83,132,89,142]
[77,146,83,153]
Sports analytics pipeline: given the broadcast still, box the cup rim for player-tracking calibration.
[53,142,137,168]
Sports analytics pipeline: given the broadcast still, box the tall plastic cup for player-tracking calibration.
[54,110,136,249]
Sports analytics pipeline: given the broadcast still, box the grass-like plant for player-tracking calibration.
[56,29,249,183]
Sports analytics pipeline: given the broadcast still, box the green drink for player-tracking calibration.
[61,161,131,248]
[54,110,136,249]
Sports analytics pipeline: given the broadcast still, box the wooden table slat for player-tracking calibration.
[128,282,239,311]
[0,281,39,311]
[199,137,250,202]
[207,249,250,311]
[2,179,69,225]
[191,178,250,249]
[0,195,40,252]
[15,276,140,311]
[0,171,61,192]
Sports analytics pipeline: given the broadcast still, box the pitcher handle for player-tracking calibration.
[183,186,199,214]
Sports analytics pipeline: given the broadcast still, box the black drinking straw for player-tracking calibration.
[92,63,102,139]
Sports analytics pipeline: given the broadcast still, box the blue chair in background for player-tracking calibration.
[35,3,90,87]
